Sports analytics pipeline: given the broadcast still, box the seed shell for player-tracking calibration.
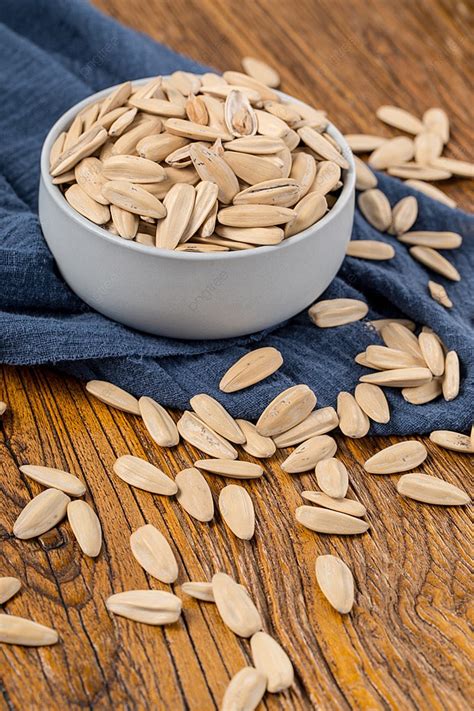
[181,582,215,602]
[295,506,369,535]
[364,441,427,474]
[344,134,388,152]
[19,465,86,497]
[102,181,166,219]
[194,459,263,479]
[139,396,179,447]
[218,204,295,228]
[13,488,70,540]
[315,458,349,498]
[315,555,354,613]
[337,392,370,438]
[130,524,178,583]
[113,455,177,495]
[390,195,418,235]
[397,473,470,506]
[219,484,255,540]
[301,491,366,517]
[256,384,317,437]
[402,378,442,405]
[212,572,262,637]
[65,184,110,225]
[175,468,214,521]
[410,246,460,281]
[354,156,378,190]
[423,108,449,143]
[358,189,392,231]
[297,126,349,169]
[221,667,267,711]
[281,435,337,473]
[354,383,390,424]
[346,240,395,260]
[106,589,182,625]
[368,136,414,170]
[250,631,294,692]
[67,500,102,557]
[309,298,368,328]
[0,615,58,646]
[404,180,456,208]
[442,351,460,401]
[219,347,283,392]
[0,577,22,605]
[190,394,245,444]
[376,105,424,134]
[74,157,109,205]
[284,191,327,237]
[241,57,280,87]
[430,430,474,454]
[177,412,238,459]
[237,419,276,458]
[155,183,195,249]
[418,332,445,376]
[360,368,432,388]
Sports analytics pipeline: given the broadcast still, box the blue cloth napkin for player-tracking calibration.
[0,0,473,434]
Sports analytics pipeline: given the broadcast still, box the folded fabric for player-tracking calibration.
[0,0,473,434]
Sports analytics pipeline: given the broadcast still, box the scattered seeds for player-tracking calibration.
[418,331,445,376]
[241,57,280,87]
[67,500,102,557]
[344,134,387,152]
[404,179,456,208]
[237,419,276,458]
[353,156,378,190]
[113,455,177,495]
[295,506,369,535]
[106,589,182,625]
[390,195,418,235]
[364,440,427,474]
[346,240,395,260]
[368,137,414,170]
[399,230,462,249]
[190,394,245,444]
[397,473,470,506]
[423,107,449,143]
[139,396,179,447]
[402,378,442,405]
[315,555,354,613]
[181,582,215,602]
[13,488,70,540]
[175,467,214,521]
[212,572,262,637]
[273,407,339,447]
[219,484,255,540]
[360,367,433,388]
[376,105,424,134]
[19,464,86,497]
[130,524,178,583]
[85,380,140,414]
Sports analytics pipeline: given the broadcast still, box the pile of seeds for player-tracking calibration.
[49,66,349,252]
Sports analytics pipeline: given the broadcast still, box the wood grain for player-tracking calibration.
[1,0,473,709]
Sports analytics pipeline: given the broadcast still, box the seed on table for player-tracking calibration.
[346,240,395,260]
[212,572,262,637]
[301,491,367,517]
[0,615,58,646]
[113,455,177,495]
[0,577,21,605]
[272,407,339,447]
[442,351,460,401]
[364,441,427,474]
[353,155,378,190]
[221,667,267,711]
[250,631,294,693]
[85,380,140,414]
[308,298,368,328]
[219,484,255,540]
[19,465,86,497]
[190,393,245,444]
[414,131,443,165]
[106,590,182,625]
[368,136,414,170]
[177,411,238,459]
[175,468,214,522]
[194,459,263,479]
[181,582,215,602]
[0,401,7,416]
[138,396,179,447]
[256,384,317,437]
[429,430,474,454]
[237,419,276,458]
[315,554,354,613]
[130,524,178,583]
[387,164,451,181]
[422,107,450,143]
[337,392,370,438]
[344,134,387,153]
[13,489,70,540]
[397,473,470,506]
[220,347,282,394]
[315,458,349,498]
[295,506,369,535]
[375,105,424,134]
[67,500,102,558]
[281,435,337,473]
[430,157,474,178]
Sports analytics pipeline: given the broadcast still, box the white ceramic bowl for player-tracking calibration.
[39,79,355,339]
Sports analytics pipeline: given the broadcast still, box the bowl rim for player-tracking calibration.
[40,76,355,261]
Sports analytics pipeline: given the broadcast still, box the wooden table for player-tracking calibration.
[1,1,472,709]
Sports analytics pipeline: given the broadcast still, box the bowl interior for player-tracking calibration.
[40,77,355,261]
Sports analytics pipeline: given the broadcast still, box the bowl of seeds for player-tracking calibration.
[39,70,355,339]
